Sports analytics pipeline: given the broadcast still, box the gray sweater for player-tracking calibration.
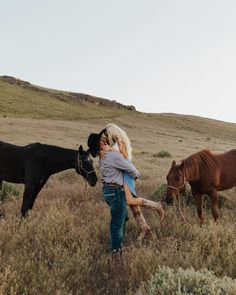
[99,151,141,186]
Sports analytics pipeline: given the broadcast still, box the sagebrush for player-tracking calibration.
[139,266,236,295]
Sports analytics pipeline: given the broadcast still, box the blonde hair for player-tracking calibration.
[105,123,132,161]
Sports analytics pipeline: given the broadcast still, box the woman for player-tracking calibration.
[88,130,141,254]
[101,124,164,236]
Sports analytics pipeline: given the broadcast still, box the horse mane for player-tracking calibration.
[180,149,217,181]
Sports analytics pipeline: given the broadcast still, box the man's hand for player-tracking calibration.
[99,142,113,159]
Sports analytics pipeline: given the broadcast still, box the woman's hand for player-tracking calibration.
[99,150,107,159]
[99,143,113,159]
[102,143,113,152]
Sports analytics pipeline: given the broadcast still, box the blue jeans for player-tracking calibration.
[102,186,128,252]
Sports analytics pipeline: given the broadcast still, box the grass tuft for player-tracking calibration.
[152,151,171,158]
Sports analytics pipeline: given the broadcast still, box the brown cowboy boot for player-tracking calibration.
[134,211,151,241]
[142,199,165,221]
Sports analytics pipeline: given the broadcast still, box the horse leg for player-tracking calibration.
[28,189,39,210]
[0,181,3,218]
[208,190,219,222]
[21,183,36,217]
[196,194,204,225]
[29,178,48,210]
[192,189,204,225]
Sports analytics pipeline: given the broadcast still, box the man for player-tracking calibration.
[87,130,140,254]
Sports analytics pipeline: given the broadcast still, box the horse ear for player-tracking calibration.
[171,160,176,168]
[177,166,182,174]
[79,145,83,153]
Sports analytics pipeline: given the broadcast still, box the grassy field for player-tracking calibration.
[0,77,236,294]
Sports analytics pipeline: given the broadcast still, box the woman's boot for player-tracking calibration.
[131,205,151,241]
[142,199,165,221]
[134,211,151,241]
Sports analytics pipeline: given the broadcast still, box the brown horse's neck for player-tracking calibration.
[180,149,217,183]
[180,163,197,183]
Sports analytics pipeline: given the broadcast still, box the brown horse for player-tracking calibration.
[165,149,236,224]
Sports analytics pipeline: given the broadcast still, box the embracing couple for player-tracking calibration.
[87,124,164,255]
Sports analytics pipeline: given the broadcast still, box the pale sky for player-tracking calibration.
[1,0,236,123]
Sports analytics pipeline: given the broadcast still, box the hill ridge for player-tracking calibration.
[1,75,136,111]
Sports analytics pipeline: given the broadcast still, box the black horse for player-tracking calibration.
[0,141,98,216]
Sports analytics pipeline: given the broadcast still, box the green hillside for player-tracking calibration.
[0,76,135,120]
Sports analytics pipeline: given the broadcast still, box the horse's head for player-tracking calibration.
[75,145,98,186]
[165,160,186,205]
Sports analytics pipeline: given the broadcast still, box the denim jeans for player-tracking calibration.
[102,186,128,252]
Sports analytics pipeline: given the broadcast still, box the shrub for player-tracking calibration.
[139,266,236,295]
[140,151,149,155]
[152,183,167,201]
[152,183,192,205]
[152,184,234,209]
[0,182,20,203]
[152,151,171,158]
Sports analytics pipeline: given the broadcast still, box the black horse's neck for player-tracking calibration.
[44,145,77,175]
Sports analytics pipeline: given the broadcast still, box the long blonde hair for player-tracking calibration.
[105,123,132,161]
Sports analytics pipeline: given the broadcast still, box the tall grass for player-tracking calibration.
[0,173,236,295]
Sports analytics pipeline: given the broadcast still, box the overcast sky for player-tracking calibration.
[1,0,236,123]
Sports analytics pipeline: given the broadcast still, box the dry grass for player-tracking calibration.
[1,80,236,294]
[1,176,236,295]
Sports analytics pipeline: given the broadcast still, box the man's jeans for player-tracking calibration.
[102,186,128,252]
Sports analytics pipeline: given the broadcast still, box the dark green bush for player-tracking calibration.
[152,183,167,201]
[152,151,171,158]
